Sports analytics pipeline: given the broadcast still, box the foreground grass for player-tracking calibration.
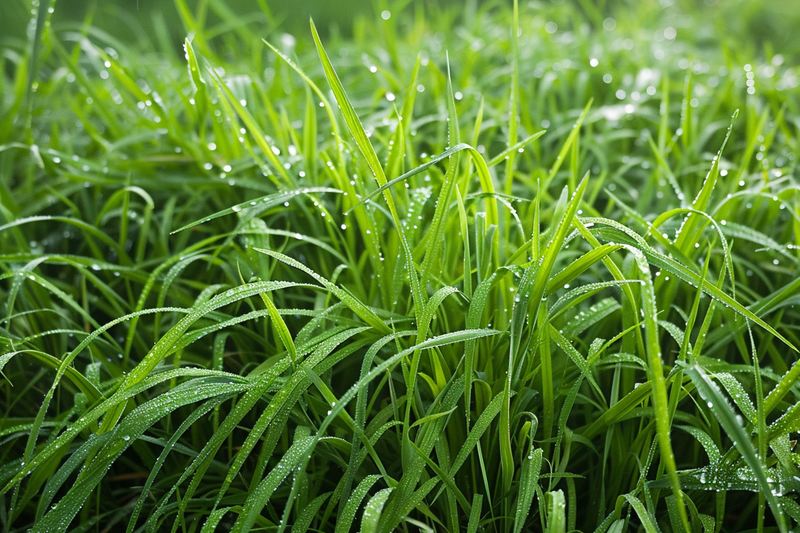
[1,0,800,531]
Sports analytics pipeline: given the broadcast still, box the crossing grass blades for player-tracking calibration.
[1,0,800,531]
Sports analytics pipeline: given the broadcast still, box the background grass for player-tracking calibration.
[2,0,800,532]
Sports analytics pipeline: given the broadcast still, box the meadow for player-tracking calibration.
[1,0,800,531]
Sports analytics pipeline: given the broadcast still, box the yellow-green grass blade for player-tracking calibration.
[674,110,737,252]
[204,66,293,187]
[309,18,424,326]
[545,490,567,533]
[583,217,798,353]
[255,248,390,334]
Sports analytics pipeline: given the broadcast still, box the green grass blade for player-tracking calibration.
[545,490,566,533]
[513,447,543,533]
[230,436,316,533]
[684,363,789,532]
[360,488,394,533]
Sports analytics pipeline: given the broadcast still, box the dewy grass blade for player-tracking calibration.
[583,217,797,353]
[4,1,800,531]
[293,492,331,533]
[767,401,800,441]
[514,447,543,533]
[360,488,394,533]
[545,490,567,533]
[419,53,460,289]
[258,292,297,365]
[230,436,316,533]
[335,475,382,533]
[456,185,473,299]
[255,248,390,334]
[309,18,425,325]
[309,20,391,207]
[344,142,493,216]
[205,66,293,187]
[674,111,737,252]
[303,85,318,182]
[467,494,484,533]
[170,187,342,234]
[684,364,789,532]
[199,507,237,533]
[624,494,662,533]
[636,244,690,532]
[487,131,547,167]
[261,38,341,141]
[34,382,249,533]
[23,0,54,136]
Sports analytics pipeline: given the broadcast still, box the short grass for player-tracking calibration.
[2,0,800,531]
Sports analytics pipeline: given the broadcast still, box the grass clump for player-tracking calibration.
[2,0,800,531]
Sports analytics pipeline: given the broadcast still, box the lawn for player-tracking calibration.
[1,0,800,531]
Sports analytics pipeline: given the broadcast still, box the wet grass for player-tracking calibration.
[1,0,800,531]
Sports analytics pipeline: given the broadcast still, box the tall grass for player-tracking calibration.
[1,0,800,531]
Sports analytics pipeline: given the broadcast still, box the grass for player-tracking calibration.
[1,0,800,531]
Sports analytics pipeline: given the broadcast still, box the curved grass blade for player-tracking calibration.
[0,350,103,405]
[584,217,797,353]
[170,187,341,234]
[360,488,394,533]
[293,492,331,533]
[33,382,248,532]
[684,363,789,532]
[336,475,382,533]
[255,248,390,334]
[230,436,316,533]
[624,494,662,533]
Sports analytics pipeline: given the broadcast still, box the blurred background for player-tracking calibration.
[3,0,800,59]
